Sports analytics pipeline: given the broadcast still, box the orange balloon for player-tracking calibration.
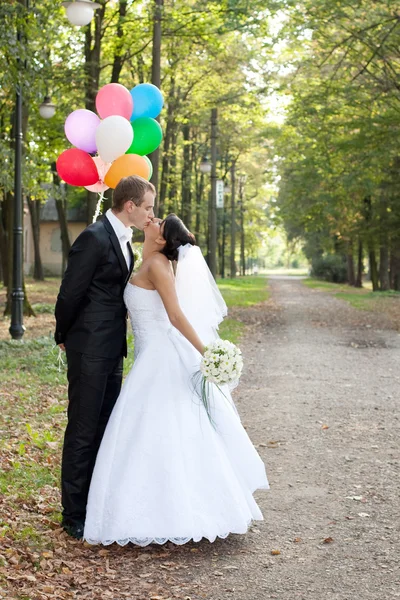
[104,154,151,188]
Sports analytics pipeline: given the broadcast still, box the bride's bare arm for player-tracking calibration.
[148,255,205,355]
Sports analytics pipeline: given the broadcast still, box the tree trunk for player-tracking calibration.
[84,5,106,223]
[26,195,44,281]
[5,191,14,315]
[240,198,245,276]
[368,249,379,291]
[194,171,204,247]
[379,244,390,291]
[110,0,127,83]
[51,163,71,269]
[346,240,355,286]
[390,245,400,291]
[158,75,176,217]
[355,239,363,288]
[149,0,163,207]
[180,123,192,228]
[362,196,379,291]
[0,199,8,286]
[168,125,179,213]
[378,197,390,291]
[84,5,105,111]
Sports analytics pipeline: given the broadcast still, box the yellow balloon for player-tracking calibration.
[104,154,151,188]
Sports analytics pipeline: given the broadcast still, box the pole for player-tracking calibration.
[221,207,226,279]
[209,108,217,278]
[10,5,25,340]
[240,180,245,277]
[230,161,236,278]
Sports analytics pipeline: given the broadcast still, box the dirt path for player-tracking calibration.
[193,275,400,600]
[107,276,400,600]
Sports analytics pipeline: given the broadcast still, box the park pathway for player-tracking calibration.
[86,277,400,600]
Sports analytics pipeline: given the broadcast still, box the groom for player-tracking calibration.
[55,175,156,539]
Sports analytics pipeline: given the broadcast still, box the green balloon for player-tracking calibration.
[126,117,162,156]
[143,155,153,180]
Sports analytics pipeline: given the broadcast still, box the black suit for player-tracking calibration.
[55,215,134,525]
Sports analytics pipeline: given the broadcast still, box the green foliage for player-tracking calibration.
[304,278,400,312]
[31,303,54,314]
[0,336,66,387]
[311,254,348,283]
[270,0,400,275]
[1,0,274,273]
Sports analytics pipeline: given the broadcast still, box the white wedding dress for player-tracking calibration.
[84,278,269,546]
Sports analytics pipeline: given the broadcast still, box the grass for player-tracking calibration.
[216,275,269,308]
[216,276,268,343]
[0,337,66,558]
[218,318,245,345]
[304,278,400,313]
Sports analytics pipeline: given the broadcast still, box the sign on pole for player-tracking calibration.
[216,179,224,208]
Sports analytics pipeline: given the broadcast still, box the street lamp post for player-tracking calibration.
[230,161,236,278]
[9,0,99,340]
[9,39,25,340]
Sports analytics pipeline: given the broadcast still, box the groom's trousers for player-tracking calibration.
[61,349,123,525]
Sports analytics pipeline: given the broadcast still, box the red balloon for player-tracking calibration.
[56,148,99,186]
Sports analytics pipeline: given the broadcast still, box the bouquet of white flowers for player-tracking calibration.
[200,339,243,385]
[193,339,243,425]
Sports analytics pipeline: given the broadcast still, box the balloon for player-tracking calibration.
[126,118,162,156]
[96,83,133,120]
[130,83,164,121]
[64,109,100,154]
[143,155,153,180]
[95,115,133,163]
[104,154,151,188]
[56,149,99,187]
[85,156,111,193]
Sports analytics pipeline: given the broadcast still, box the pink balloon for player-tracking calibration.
[96,83,134,120]
[85,156,111,193]
[64,109,100,154]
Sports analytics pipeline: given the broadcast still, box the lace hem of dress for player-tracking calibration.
[84,518,257,547]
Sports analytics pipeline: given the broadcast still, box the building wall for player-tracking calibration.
[24,207,86,276]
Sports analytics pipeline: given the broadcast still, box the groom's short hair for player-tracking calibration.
[113,175,156,212]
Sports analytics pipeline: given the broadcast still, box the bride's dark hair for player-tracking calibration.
[161,214,196,261]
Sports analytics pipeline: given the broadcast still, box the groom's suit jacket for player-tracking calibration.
[54,216,134,358]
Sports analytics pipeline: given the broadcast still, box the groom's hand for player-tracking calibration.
[58,343,66,351]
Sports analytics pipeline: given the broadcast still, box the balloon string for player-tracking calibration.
[92,191,105,223]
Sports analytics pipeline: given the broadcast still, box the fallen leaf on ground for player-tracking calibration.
[346,495,364,501]
[271,550,281,555]
[323,537,334,544]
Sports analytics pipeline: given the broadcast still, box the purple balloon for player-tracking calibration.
[64,109,100,154]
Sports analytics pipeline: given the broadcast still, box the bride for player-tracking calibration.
[83,214,269,546]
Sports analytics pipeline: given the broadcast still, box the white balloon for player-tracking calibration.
[95,116,133,163]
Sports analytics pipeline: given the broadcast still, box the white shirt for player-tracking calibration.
[106,209,133,270]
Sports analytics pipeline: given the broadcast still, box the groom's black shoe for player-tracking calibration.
[62,520,84,540]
